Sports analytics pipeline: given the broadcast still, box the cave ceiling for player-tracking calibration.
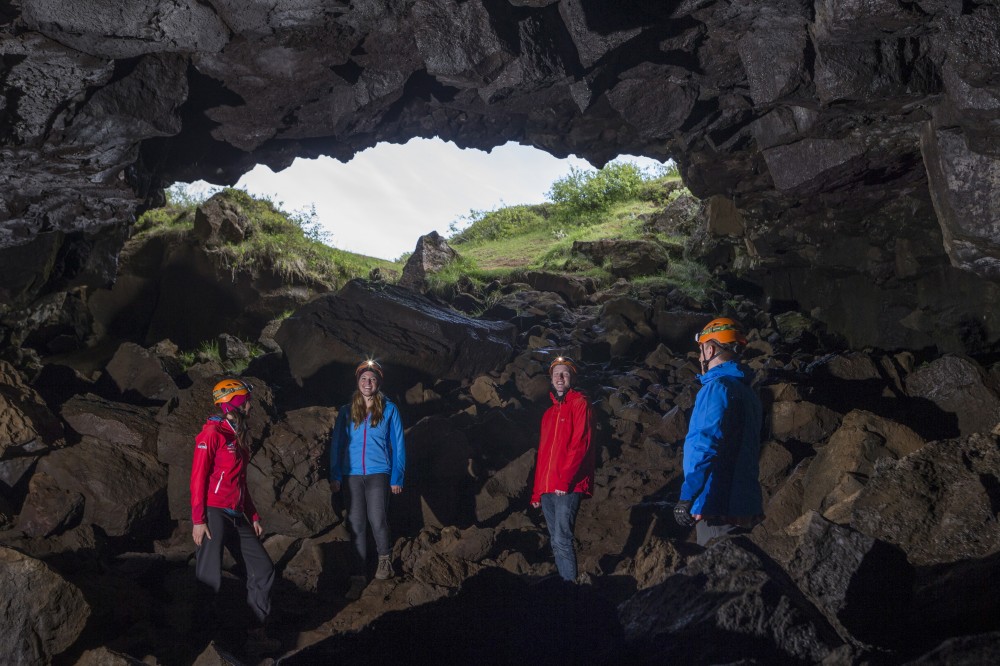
[1,0,999,350]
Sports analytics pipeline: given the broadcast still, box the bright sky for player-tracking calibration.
[185,138,669,260]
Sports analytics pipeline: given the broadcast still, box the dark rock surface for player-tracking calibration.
[275,279,515,385]
[2,2,1000,353]
[399,231,458,290]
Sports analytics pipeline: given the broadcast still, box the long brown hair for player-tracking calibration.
[350,390,384,428]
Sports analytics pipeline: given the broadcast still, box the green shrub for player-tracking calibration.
[450,205,548,244]
[547,162,646,218]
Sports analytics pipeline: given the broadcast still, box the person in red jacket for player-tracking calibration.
[190,378,276,652]
[530,356,594,582]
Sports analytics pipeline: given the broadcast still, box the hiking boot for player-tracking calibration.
[246,626,280,655]
[345,575,367,601]
[375,555,395,580]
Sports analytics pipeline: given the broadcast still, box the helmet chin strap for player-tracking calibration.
[699,344,717,374]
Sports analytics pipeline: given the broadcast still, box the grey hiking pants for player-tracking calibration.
[344,473,392,573]
[195,507,274,624]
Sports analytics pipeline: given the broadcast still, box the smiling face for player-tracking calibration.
[357,370,380,398]
[550,364,574,397]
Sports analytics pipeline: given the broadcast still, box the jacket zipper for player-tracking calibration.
[214,471,225,494]
[546,399,563,492]
[362,415,368,475]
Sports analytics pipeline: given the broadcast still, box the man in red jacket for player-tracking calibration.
[190,378,276,652]
[531,356,595,582]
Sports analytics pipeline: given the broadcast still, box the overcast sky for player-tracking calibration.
[186,138,668,260]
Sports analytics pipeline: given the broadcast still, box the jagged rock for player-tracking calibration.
[810,351,884,381]
[76,647,148,665]
[601,297,656,357]
[469,375,504,407]
[16,471,84,538]
[852,433,1000,566]
[802,410,925,520]
[283,568,624,663]
[0,546,91,665]
[75,647,148,665]
[658,405,688,444]
[474,448,535,524]
[904,632,1000,666]
[509,353,551,403]
[783,512,913,649]
[905,355,1000,436]
[61,394,159,454]
[248,406,339,538]
[485,290,572,328]
[572,239,670,279]
[276,280,514,384]
[399,231,458,291]
[520,271,591,306]
[0,360,64,460]
[192,193,248,245]
[216,333,249,362]
[105,342,179,403]
[751,458,811,560]
[770,400,843,444]
[617,532,685,591]
[34,437,167,537]
[620,536,844,664]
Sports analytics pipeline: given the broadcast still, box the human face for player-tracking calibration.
[357,370,380,399]
[550,365,573,397]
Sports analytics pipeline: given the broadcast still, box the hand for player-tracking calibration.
[329,480,341,493]
[530,501,540,509]
[673,500,696,527]
[192,523,211,546]
[554,489,567,496]
[391,485,402,495]
[253,520,264,538]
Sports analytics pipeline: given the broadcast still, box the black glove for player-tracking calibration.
[673,499,696,527]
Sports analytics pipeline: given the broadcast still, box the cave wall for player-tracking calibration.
[1,0,999,351]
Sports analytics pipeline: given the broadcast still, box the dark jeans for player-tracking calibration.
[344,473,392,573]
[195,507,274,624]
[540,492,582,582]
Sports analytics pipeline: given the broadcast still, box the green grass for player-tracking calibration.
[136,188,399,289]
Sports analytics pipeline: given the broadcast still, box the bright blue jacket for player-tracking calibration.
[680,361,763,517]
[329,399,406,486]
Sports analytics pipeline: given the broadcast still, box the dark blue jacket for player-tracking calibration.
[329,399,406,486]
[680,361,763,517]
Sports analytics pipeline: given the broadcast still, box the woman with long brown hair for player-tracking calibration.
[329,360,406,599]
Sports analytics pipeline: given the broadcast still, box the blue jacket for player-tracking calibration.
[329,399,406,486]
[680,361,763,517]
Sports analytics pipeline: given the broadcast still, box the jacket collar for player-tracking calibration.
[550,387,582,405]
[697,360,745,385]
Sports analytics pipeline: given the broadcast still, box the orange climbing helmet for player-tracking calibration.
[212,378,253,405]
[548,356,579,375]
[355,359,384,381]
[694,317,748,347]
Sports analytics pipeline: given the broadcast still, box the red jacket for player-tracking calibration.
[190,416,259,524]
[531,388,595,504]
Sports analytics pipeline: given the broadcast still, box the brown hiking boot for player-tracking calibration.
[375,555,395,580]
[345,575,367,601]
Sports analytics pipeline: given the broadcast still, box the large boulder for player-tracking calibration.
[16,471,84,538]
[802,410,925,520]
[0,360,64,461]
[275,280,515,384]
[520,271,591,306]
[248,406,339,537]
[61,394,159,454]
[852,433,1000,566]
[571,239,670,279]
[34,437,167,537]
[474,448,536,524]
[783,512,913,649]
[620,536,845,664]
[905,355,1000,436]
[399,231,458,291]
[0,546,90,665]
[770,400,842,444]
[104,342,179,403]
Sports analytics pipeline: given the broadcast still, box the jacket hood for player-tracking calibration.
[698,360,750,386]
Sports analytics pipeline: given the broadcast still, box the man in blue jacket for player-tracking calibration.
[674,317,763,546]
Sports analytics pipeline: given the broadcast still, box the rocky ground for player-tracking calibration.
[3,225,1000,665]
